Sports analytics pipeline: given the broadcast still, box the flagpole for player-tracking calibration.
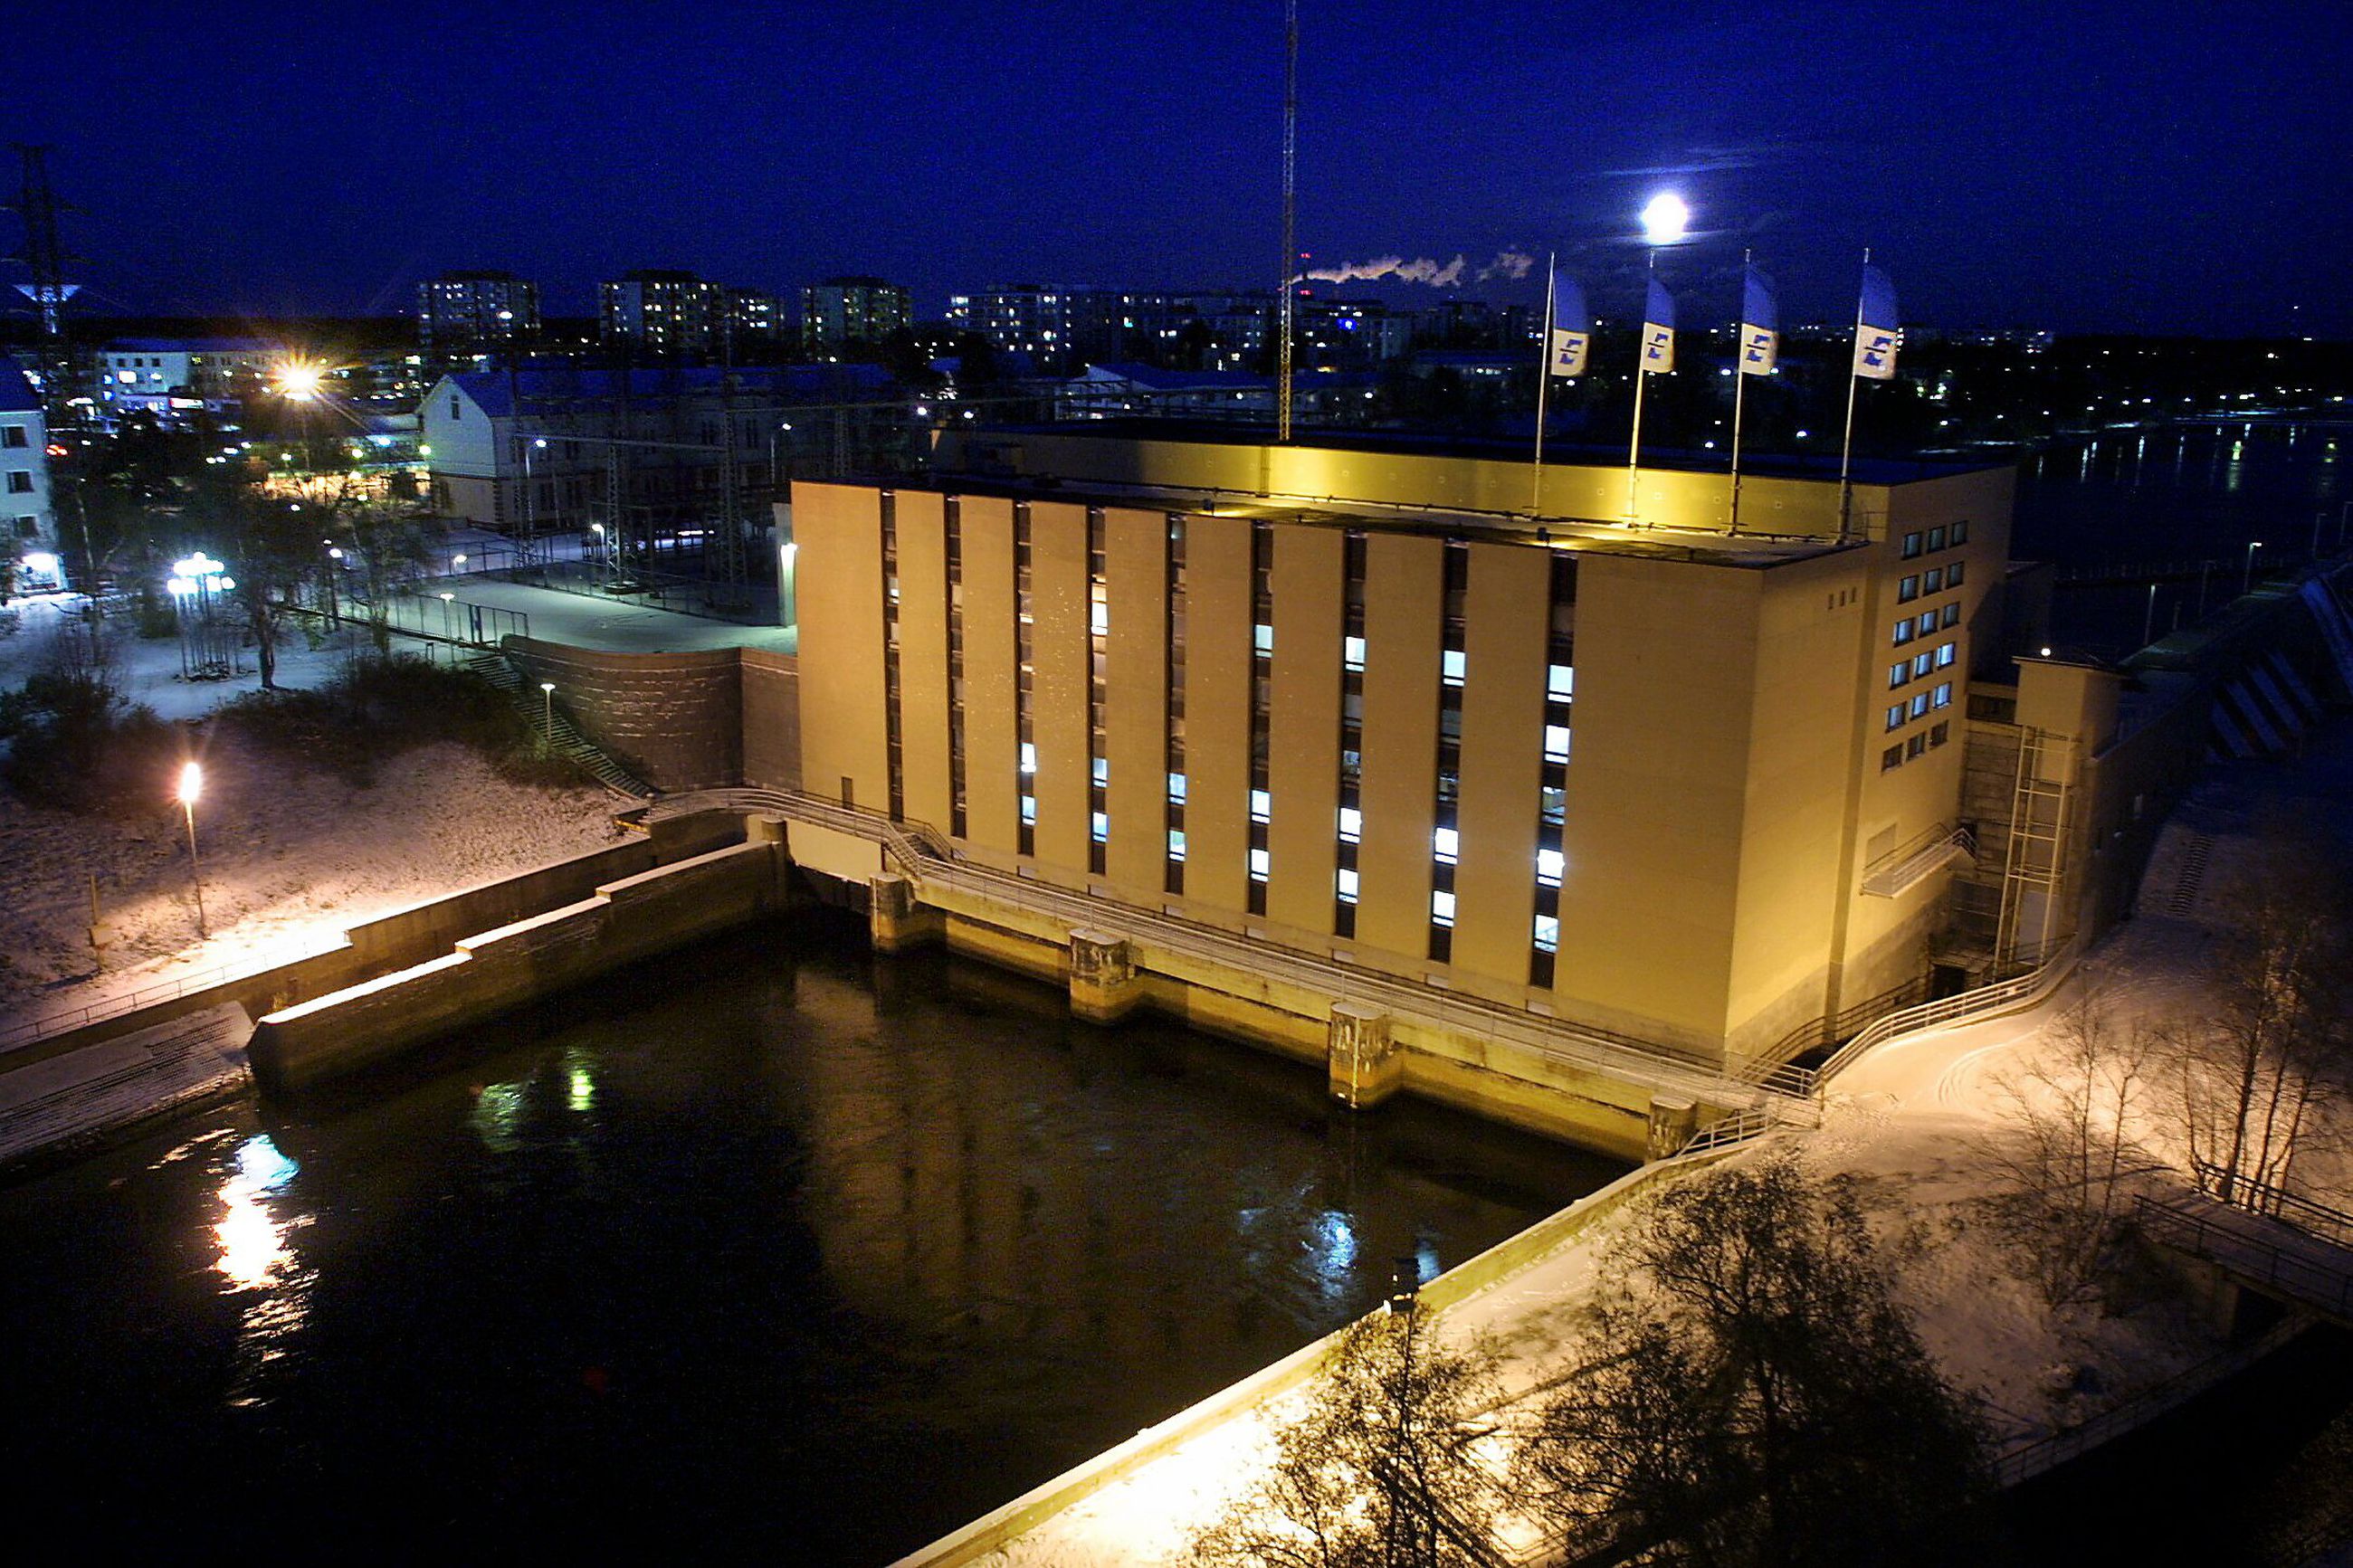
[1837,245,1869,541]
[1625,248,1653,526]
[1729,247,1750,534]
[1532,250,1555,516]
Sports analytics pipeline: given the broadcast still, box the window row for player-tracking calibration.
[1892,602,1960,646]
[1887,641,1958,689]
[1895,561,1965,602]
[1881,719,1953,770]
[1899,519,1970,558]
[1884,681,1955,731]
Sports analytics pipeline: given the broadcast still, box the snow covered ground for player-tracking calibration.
[0,595,625,1027]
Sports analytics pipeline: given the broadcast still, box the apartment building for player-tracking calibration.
[599,271,776,356]
[802,277,913,355]
[417,271,541,355]
[93,337,274,420]
[1,360,62,587]
[792,430,2013,1071]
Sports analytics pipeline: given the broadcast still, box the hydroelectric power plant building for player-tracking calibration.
[783,429,2024,1145]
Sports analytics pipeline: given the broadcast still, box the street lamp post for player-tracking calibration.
[540,682,557,753]
[2244,539,2262,594]
[178,762,207,939]
[2142,582,2158,647]
[439,590,456,652]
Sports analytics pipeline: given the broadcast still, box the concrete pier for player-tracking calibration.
[1067,929,1144,1022]
[1645,1094,1700,1160]
[869,872,945,952]
[1326,1003,1401,1108]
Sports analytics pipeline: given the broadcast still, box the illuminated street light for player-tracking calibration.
[272,364,323,402]
[1641,192,1691,246]
[177,762,207,938]
[540,682,557,751]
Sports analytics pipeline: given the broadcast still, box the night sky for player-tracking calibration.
[12,1,2348,336]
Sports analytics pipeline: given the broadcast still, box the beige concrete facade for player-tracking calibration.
[790,436,2014,1070]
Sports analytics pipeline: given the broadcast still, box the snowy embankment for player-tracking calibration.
[0,728,624,1027]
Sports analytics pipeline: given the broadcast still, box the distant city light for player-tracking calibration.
[273,363,324,401]
[1641,192,1691,245]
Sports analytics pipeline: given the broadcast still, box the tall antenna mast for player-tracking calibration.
[1277,0,1299,443]
[6,145,80,341]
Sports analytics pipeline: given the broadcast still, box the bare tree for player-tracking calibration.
[2169,816,2352,1206]
[1531,1154,1989,1568]
[1192,1308,1513,1568]
[1978,981,2160,1306]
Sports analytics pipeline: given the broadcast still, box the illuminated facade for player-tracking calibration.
[792,432,2014,1071]
[416,271,541,356]
[1,360,61,587]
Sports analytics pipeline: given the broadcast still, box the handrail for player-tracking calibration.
[2133,1195,2353,1322]
[1813,934,2083,1087]
[1859,824,1975,898]
[2190,1160,2353,1250]
[0,948,329,1055]
[659,788,1818,1122]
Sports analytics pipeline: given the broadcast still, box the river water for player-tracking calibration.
[0,916,1615,1562]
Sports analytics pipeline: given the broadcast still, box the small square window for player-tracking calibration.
[1936,642,1957,668]
[1893,620,1914,647]
[1930,720,1950,746]
[0,426,25,449]
[1941,603,1960,629]
[1918,613,1939,638]
[1344,635,1367,672]
[1886,705,1906,732]
[1337,868,1359,902]
[1912,652,1933,679]
[1167,829,1186,860]
[1951,520,1970,546]
[1889,662,1908,689]
[1898,575,1920,603]
[1537,847,1565,887]
[1881,745,1903,771]
[1338,805,1362,843]
[1432,826,1459,865]
[1249,847,1271,880]
[1924,567,1944,593]
[1901,531,1922,558]
[1253,622,1273,656]
[1430,889,1456,927]
[1907,733,1928,758]
[1544,724,1571,764]
[1167,772,1187,802]
[1932,681,1953,708]
[1250,787,1271,823]
[4,472,30,495]
[1547,663,1575,701]
[1442,649,1466,687]
[1928,526,1947,551]
[1091,811,1109,842]
[1019,794,1037,824]
[1532,913,1559,953]
[1091,755,1109,786]
[1910,693,1931,718]
[1948,562,1966,588]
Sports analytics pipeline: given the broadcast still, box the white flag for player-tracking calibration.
[1640,277,1675,374]
[1548,327,1590,377]
[1853,264,1900,380]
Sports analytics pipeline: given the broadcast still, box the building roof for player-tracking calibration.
[102,337,273,354]
[0,360,42,413]
[1071,362,1272,392]
[444,363,895,416]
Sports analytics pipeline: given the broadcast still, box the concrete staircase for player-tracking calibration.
[465,651,656,801]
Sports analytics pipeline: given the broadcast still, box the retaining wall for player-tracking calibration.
[248,833,793,1094]
[503,636,747,791]
[741,648,802,792]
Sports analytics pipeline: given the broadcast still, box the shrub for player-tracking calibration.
[3,672,186,815]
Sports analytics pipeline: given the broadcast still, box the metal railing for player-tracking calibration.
[2133,1195,2353,1324]
[653,788,1819,1123]
[0,950,322,1055]
[368,592,531,648]
[2190,1160,2353,1250]
[1812,934,2083,1087]
[1859,823,1976,898]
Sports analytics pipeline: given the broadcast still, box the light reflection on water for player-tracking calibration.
[211,1133,314,1399]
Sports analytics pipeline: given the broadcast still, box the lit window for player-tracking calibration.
[1889,662,1908,689]
[1344,634,1367,671]
[1544,725,1571,764]
[1948,562,1966,588]
[1019,741,1037,774]
[1928,526,1948,551]
[1337,868,1359,902]
[1941,603,1960,629]
[1886,705,1906,732]
[1536,848,1565,887]
[1898,575,1920,603]
[1912,651,1932,679]
[1442,649,1466,687]
[1910,693,1930,718]
[1430,889,1456,927]
[1091,811,1109,842]
[1893,620,1914,646]
[1924,567,1944,594]
[1901,531,1922,558]
[1167,829,1186,860]
[1020,794,1037,823]
[1091,755,1109,786]
[1916,613,1938,638]
[1253,622,1273,656]
[1167,772,1187,802]
[1951,520,1970,546]
[1932,682,1953,708]
[1250,787,1271,823]
[1432,826,1459,864]
[1547,664,1575,701]
[1090,596,1109,636]
[1249,848,1271,880]
[1533,913,1559,953]
[1338,805,1362,843]
[1935,642,1957,668]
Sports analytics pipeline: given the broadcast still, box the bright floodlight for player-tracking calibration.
[177,762,204,804]
[1641,192,1691,246]
[24,552,57,575]
[274,364,324,401]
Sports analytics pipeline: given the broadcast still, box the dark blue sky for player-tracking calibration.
[11,1,2348,336]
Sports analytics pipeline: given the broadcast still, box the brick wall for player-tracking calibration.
[504,637,746,790]
[742,648,801,791]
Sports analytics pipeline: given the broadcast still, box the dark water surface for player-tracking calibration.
[0,916,1616,1562]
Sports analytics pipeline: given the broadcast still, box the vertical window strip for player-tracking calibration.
[1529,552,1576,988]
[1247,520,1272,917]
[1334,530,1366,938]
[946,497,967,839]
[1015,501,1035,858]
[881,491,904,821]
[1429,540,1468,964]
[1166,514,1187,895]
[1087,508,1109,876]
